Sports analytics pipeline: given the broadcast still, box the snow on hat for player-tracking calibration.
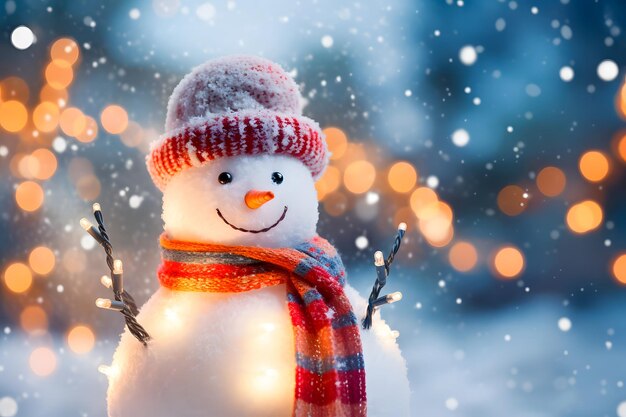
[147,55,328,191]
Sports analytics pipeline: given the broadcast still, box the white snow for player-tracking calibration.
[459,46,477,66]
[558,317,572,332]
[597,60,619,81]
[11,26,35,50]
[452,128,470,147]
[559,66,574,82]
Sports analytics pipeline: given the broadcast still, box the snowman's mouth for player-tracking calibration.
[216,206,288,234]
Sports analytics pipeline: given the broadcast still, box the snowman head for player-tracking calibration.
[162,154,318,247]
[148,56,328,247]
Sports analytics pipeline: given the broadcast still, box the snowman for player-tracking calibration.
[105,56,410,417]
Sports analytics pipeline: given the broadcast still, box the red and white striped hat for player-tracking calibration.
[146,56,328,191]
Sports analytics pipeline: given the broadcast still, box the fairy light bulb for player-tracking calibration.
[113,259,123,274]
[374,251,385,267]
[79,217,93,231]
[387,292,403,303]
[100,275,112,289]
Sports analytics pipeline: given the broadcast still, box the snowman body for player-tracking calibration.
[107,285,410,417]
[107,56,410,416]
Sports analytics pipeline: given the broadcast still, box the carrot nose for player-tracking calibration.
[245,190,275,209]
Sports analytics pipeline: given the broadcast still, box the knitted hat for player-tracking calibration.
[147,55,328,191]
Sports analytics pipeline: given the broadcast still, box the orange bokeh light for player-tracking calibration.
[617,134,626,163]
[76,116,98,143]
[29,347,57,377]
[45,60,74,90]
[20,305,48,335]
[409,187,439,219]
[31,148,58,180]
[493,246,525,279]
[315,166,341,200]
[343,160,376,194]
[324,127,348,160]
[0,76,29,102]
[566,200,603,234]
[0,100,28,132]
[15,181,44,212]
[67,325,95,354]
[29,246,56,275]
[50,38,80,65]
[387,161,418,193]
[39,84,68,107]
[449,241,478,272]
[3,262,33,293]
[100,105,129,134]
[59,107,86,137]
[497,185,527,216]
[33,101,60,132]
[536,166,566,197]
[612,254,626,285]
[418,201,454,247]
[579,150,610,182]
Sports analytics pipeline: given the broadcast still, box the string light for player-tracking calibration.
[362,223,406,330]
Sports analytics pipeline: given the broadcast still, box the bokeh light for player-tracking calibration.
[50,37,80,65]
[566,200,603,234]
[29,347,57,377]
[536,166,566,197]
[32,101,60,132]
[449,241,478,272]
[314,166,341,200]
[75,116,99,143]
[15,181,44,212]
[31,148,58,180]
[493,246,525,279]
[410,187,439,219]
[100,105,129,134]
[20,305,48,335]
[76,175,102,201]
[612,253,626,284]
[3,262,33,293]
[617,134,626,163]
[45,60,74,90]
[67,325,95,354]
[343,160,376,194]
[40,84,68,107]
[579,150,610,182]
[0,76,29,102]
[28,246,55,275]
[497,185,527,216]
[59,107,86,137]
[323,127,348,160]
[0,100,28,132]
[387,161,418,193]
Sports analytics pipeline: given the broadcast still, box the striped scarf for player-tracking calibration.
[158,233,367,417]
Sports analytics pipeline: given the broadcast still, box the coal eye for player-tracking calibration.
[271,172,284,184]
[218,172,233,184]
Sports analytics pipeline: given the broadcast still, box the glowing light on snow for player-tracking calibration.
[321,35,334,48]
[11,26,35,50]
[451,128,469,147]
[129,8,141,19]
[557,317,572,332]
[559,66,574,82]
[459,45,477,66]
[355,236,369,250]
[597,59,619,81]
[29,347,57,376]
[0,396,18,417]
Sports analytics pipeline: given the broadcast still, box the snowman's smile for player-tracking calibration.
[216,206,288,234]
